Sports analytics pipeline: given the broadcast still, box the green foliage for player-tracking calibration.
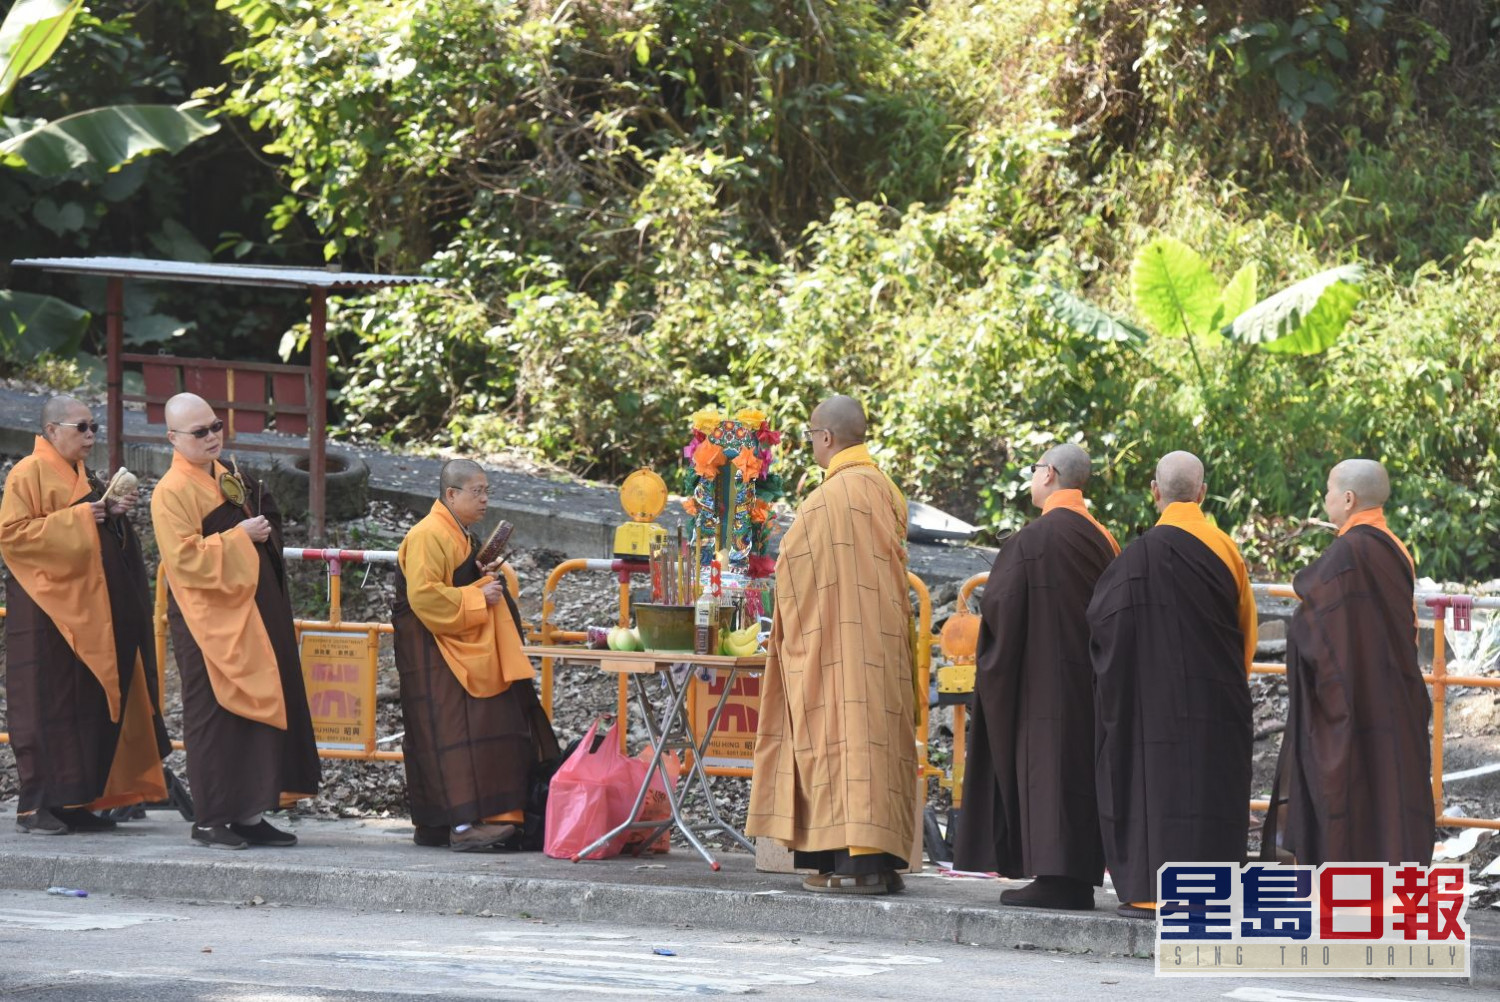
[0,0,83,110]
[1131,237,1223,338]
[0,288,88,357]
[1225,265,1364,354]
[8,0,1499,584]
[1218,1,1393,121]
[0,101,218,179]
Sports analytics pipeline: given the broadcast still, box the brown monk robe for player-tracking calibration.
[1269,459,1432,865]
[151,393,319,850]
[1087,451,1257,919]
[393,460,559,852]
[746,395,917,895]
[952,444,1119,910]
[1,397,167,835]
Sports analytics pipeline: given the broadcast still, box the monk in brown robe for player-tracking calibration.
[953,443,1118,910]
[1,396,168,834]
[746,395,916,895]
[1088,451,1256,919]
[1270,459,1432,865]
[393,459,558,852]
[151,393,319,849]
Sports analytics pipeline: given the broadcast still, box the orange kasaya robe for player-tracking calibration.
[0,436,166,808]
[746,444,917,862]
[150,451,286,728]
[397,500,534,697]
[1155,501,1258,672]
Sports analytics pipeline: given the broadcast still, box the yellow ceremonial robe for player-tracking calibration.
[746,445,917,860]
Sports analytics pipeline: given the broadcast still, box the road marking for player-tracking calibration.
[0,908,183,932]
[260,941,944,995]
[1224,987,1426,1001]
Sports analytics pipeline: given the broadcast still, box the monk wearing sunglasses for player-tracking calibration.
[1,395,168,835]
[150,392,320,850]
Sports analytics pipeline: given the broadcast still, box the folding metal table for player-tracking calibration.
[521,646,764,870]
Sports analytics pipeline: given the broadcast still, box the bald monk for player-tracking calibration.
[1,397,168,834]
[953,444,1118,910]
[150,393,319,849]
[1269,459,1432,865]
[393,460,559,851]
[1088,451,1256,918]
[746,395,916,894]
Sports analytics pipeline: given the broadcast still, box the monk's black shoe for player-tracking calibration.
[15,808,70,835]
[53,807,117,832]
[1000,876,1095,911]
[1116,902,1157,920]
[413,825,450,847]
[230,819,297,847]
[450,823,517,852]
[191,824,249,850]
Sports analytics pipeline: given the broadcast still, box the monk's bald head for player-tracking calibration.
[1329,459,1389,509]
[811,395,866,446]
[808,394,867,468]
[1040,443,1091,490]
[1325,458,1389,528]
[39,394,95,462]
[1153,450,1205,510]
[40,394,87,430]
[164,392,214,430]
[164,392,224,466]
[440,459,485,493]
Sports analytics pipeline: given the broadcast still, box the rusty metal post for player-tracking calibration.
[1430,605,1448,819]
[105,277,124,471]
[308,287,328,541]
[154,570,170,724]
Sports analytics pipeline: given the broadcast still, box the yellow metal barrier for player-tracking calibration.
[933,573,1500,833]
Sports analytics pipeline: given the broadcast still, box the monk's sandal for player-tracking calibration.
[801,872,890,895]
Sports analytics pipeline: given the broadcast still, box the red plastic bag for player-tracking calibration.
[623,745,681,854]
[544,718,637,860]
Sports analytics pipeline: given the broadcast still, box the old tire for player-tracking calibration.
[266,447,370,522]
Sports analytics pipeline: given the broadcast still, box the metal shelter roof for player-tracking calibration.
[10,256,435,290]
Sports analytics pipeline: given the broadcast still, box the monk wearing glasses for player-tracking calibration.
[150,392,319,849]
[392,459,558,851]
[1,396,169,835]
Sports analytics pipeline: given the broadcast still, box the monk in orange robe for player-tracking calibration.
[953,443,1119,910]
[746,395,916,894]
[1088,451,1256,919]
[393,459,558,851]
[1270,459,1432,865]
[1,396,168,835]
[150,393,319,849]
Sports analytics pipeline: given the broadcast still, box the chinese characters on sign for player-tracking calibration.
[689,669,761,770]
[299,630,374,752]
[1155,863,1469,977]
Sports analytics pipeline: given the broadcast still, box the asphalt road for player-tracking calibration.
[0,890,1484,1001]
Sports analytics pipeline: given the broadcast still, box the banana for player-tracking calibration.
[720,625,761,657]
